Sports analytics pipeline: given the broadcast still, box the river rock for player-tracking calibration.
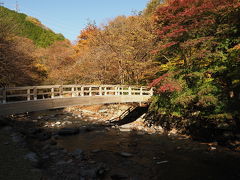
[156,160,168,165]
[79,163,107,178]
[52,135,60,140]
[71,149,84,159]
[210,146,217,151]
[119,128,131,132]
[50,151,58,156]
[42,144,50,151]
[56,160,67,166]
[79,168,97,179]
[82,109,95,114]
[55,121,61,125]
[223,132,234,138]
[11,133,25,144]
[24,152,39,167]
[3,142,9,145]
[119,152,133,157]
[58,128,79,136]
[99,109,107,113]
[49,114,57,118]
[37,116,43,120]
[37,132,51,141]
[49,139,57,145]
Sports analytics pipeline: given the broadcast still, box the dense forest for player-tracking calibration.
[146,0,240,141]
[1,0,240,139]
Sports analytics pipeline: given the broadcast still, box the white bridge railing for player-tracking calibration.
[0,85,153,104]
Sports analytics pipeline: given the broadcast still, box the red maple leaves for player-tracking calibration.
[149,73,182,93]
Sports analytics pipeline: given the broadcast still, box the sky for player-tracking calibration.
[2,0,150,41]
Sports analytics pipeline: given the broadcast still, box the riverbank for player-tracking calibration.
[1,104,240,179]
[0,126,42,180]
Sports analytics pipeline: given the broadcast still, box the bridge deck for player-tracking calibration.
[0,85,153,116]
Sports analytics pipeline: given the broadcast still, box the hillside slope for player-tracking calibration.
[0,6,65,47]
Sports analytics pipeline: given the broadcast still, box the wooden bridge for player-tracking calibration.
[0,85,153,116]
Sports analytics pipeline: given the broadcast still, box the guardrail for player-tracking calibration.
[0,85,153,104]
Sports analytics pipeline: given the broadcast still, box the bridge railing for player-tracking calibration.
[0,85,153,104]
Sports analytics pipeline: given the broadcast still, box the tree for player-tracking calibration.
[148,0,240,134]
[74,23,99,56]
[73,15,159,85]
[38,40,76,84]
[143,0,168,16]
[0,36,47,86]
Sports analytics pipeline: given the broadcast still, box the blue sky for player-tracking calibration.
[3,0,149,41]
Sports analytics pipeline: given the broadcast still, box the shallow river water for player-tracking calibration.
[57,126,240,180]
[25,107,240,180]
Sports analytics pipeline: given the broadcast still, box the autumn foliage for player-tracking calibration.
[147,0,240,136]
[1,1,240,138]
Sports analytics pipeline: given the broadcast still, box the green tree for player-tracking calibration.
[0,6,65,47]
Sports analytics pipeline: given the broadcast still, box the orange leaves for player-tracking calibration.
[74,24,99,56]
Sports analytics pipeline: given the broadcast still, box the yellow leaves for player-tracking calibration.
[74,24,99,56]
[71,15,159,84]
[159,58,184,72]
[34,63,48,72]
[232,79,240,85]
[205,77,214,83]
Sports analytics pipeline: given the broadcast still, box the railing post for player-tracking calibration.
[59,85,63,98]
[128,86,132,95]
[115,86,118,95]
[140,87,143,96]
[27,89,31,101]
[33,87,37,100]
[104,87,107,95]
[150,87,154,96]
[99,86,102,96]
[89,87,92,96]
[71,87,75,97]
[81,86,84,96]
[2,87,6,104]
[51,88,54,98]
